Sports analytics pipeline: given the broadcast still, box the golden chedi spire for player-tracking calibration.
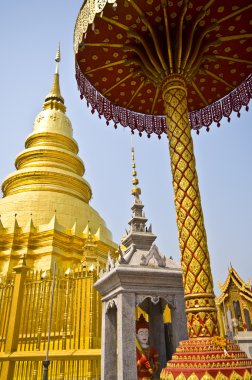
[131,145,141,200]
[0,47,116,273]
[2,46,89,201]
[44,44,65,110]
[120,143,158,253]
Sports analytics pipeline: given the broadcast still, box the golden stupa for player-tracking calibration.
[0,48,116,380]
[0,47,116,275]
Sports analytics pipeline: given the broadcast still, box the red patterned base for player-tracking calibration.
[160,337,252,379]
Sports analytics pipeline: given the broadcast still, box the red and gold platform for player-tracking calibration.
[161,338,252,379]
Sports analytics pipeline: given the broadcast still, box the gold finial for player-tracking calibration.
[43,44,65,111]
[131,143,141,198]
[55,43,61,74]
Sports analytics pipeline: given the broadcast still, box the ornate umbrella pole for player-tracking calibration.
[74,1,252,378]
[162,75,218,339]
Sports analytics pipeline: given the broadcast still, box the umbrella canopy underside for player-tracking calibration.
[75,0,252,136]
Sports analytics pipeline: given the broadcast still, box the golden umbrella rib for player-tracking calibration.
[101,16,129,31]
[186,23,219,72]
[151,87,160,114]
[219,34,252,42]
[128,0,168,72]
[86,42,159,79]
[203,0,217,11]
[191,80,208,106]
[85,60,126,74]
[162,2,173,73]
[127,29,163,74]
[123,45,160,80]
[177,0,189,73]
[184,38,221,79]
[218,4,252,24]
[203,69,234,89]
[206,55,252,65]
[181,0,216,70]
[187,55,205,81]
[126,58,159,85]
[198,39,223,62]
[103,73,134,95]
[102,16,163,74]
[85,43,124,48]
[126,80,145,108]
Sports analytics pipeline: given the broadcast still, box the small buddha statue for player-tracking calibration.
[136,314,159,379]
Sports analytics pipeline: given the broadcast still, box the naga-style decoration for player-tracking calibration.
[74,0,252,378]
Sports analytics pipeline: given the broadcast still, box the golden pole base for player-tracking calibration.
[160,337,252,379]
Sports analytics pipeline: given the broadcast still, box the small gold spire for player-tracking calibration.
[55,43,61,74]
[43,44,65,111]
[131,145,141,198]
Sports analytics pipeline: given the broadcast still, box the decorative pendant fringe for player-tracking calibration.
[75,61,252,138]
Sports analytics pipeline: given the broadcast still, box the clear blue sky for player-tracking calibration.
[0,1,251,294]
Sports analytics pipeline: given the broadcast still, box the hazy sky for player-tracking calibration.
[0,1,251,295]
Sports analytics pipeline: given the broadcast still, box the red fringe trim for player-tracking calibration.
[75,61,252,137]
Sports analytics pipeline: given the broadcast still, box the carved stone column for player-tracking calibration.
[117,293,137,379]
[101,300,117,380]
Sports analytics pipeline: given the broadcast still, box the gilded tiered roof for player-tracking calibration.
[216,266,252,305]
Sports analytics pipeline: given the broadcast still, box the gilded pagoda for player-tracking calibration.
[0,50,117,380]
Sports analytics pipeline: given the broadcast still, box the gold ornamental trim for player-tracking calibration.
[74,0,117,53]
[185,307,216,313]
[25,132,79,155]
[184,293,216,300]
[15,148,85,177]
[2,170,92,203]
[161,75,187,97]
[160,370,252,380]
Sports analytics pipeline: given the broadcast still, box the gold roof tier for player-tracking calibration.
[216,266,252,305]
[0,50,116,273]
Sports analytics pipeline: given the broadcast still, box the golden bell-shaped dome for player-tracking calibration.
[33,108,72,137]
